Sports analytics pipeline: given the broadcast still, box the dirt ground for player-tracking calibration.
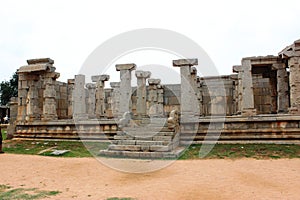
[0,154,299,200]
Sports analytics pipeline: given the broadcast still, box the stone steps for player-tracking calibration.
[112,139,170,146]
[99,147,185,159]
[98,117,181,159]
[123,126,172,132]
[108,144,173,152]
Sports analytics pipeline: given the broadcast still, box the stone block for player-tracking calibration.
[173,58,198,66]
[91,75,110,82]
[135,70,151,78]
[163,152,177,159]
[114,135,134,140]
[152,136,172,141]
[123,151,140,158]
[108,145,141,151]
[110,82,120,88]
[116,63,136,71]
[27,58,54,65]
[118,140,136,145]
[140,145,150,152]
[139,152,152,158]
[148,79,161,85]
[151,152,163,158]
[150,145,171,152]
[135,136,153,141]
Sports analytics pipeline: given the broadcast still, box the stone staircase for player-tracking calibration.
[99,117,183,159]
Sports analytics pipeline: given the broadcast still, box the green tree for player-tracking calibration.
[0,71,18,105]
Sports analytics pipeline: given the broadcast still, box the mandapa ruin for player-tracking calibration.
[7,39,300,158]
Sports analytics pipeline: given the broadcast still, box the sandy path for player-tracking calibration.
[0,154,299,200]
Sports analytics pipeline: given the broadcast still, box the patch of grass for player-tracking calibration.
[0,184,12,192]
[3,140,109,158]
[1,128,7,140]
[0,184,60,200]
[3,140,300,160]
[179,144,300,160]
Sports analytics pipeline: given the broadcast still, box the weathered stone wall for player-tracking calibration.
[55,81,68,119]
[252,74,275,114]
[162,84,180,116]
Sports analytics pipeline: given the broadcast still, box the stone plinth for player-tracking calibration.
[116,63,136,116]
[135,70,151,117]
[92,75,110,118]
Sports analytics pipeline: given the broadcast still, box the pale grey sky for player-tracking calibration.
[1,0,300,84]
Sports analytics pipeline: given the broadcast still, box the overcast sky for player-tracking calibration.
[1,0,300,84]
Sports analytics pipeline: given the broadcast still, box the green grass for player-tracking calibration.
[3,140,109,158]
[3,140,300,159]
[0,184,60,200]
[179,144,300,160]
[1,128,7,140]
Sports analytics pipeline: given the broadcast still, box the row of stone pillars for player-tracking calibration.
[115,63,164,118]
[72,63,165,119]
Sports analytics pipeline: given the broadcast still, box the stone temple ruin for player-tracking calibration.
[7,39,300,158]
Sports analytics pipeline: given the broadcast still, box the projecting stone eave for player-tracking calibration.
[199,74,236,81]
[242,55,282,66]
[172,58,198,66]
[278,39,300,58]
[18,63,54,73]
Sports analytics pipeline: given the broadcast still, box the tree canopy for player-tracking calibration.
[0,71,18,106]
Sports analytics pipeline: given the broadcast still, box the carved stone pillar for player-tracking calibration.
[148,79,161,117]
[17,73,28,121]
[42,72,59,120]
[73,74,87,120]
[240,59,256,116]
[191,67,199,116]
[288,56,300,114]
[116,63,136,116]
[196,76,203,116]
[26,79,40,121]
[86,83,96,118]
[157,84,164,116]
[67,79,75,119]
[233,65,243,115]
[173,58,198,121]
[273,63,289,113]
[92,75,110,118]
[135,70,151,117]
[110,82,121,118]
